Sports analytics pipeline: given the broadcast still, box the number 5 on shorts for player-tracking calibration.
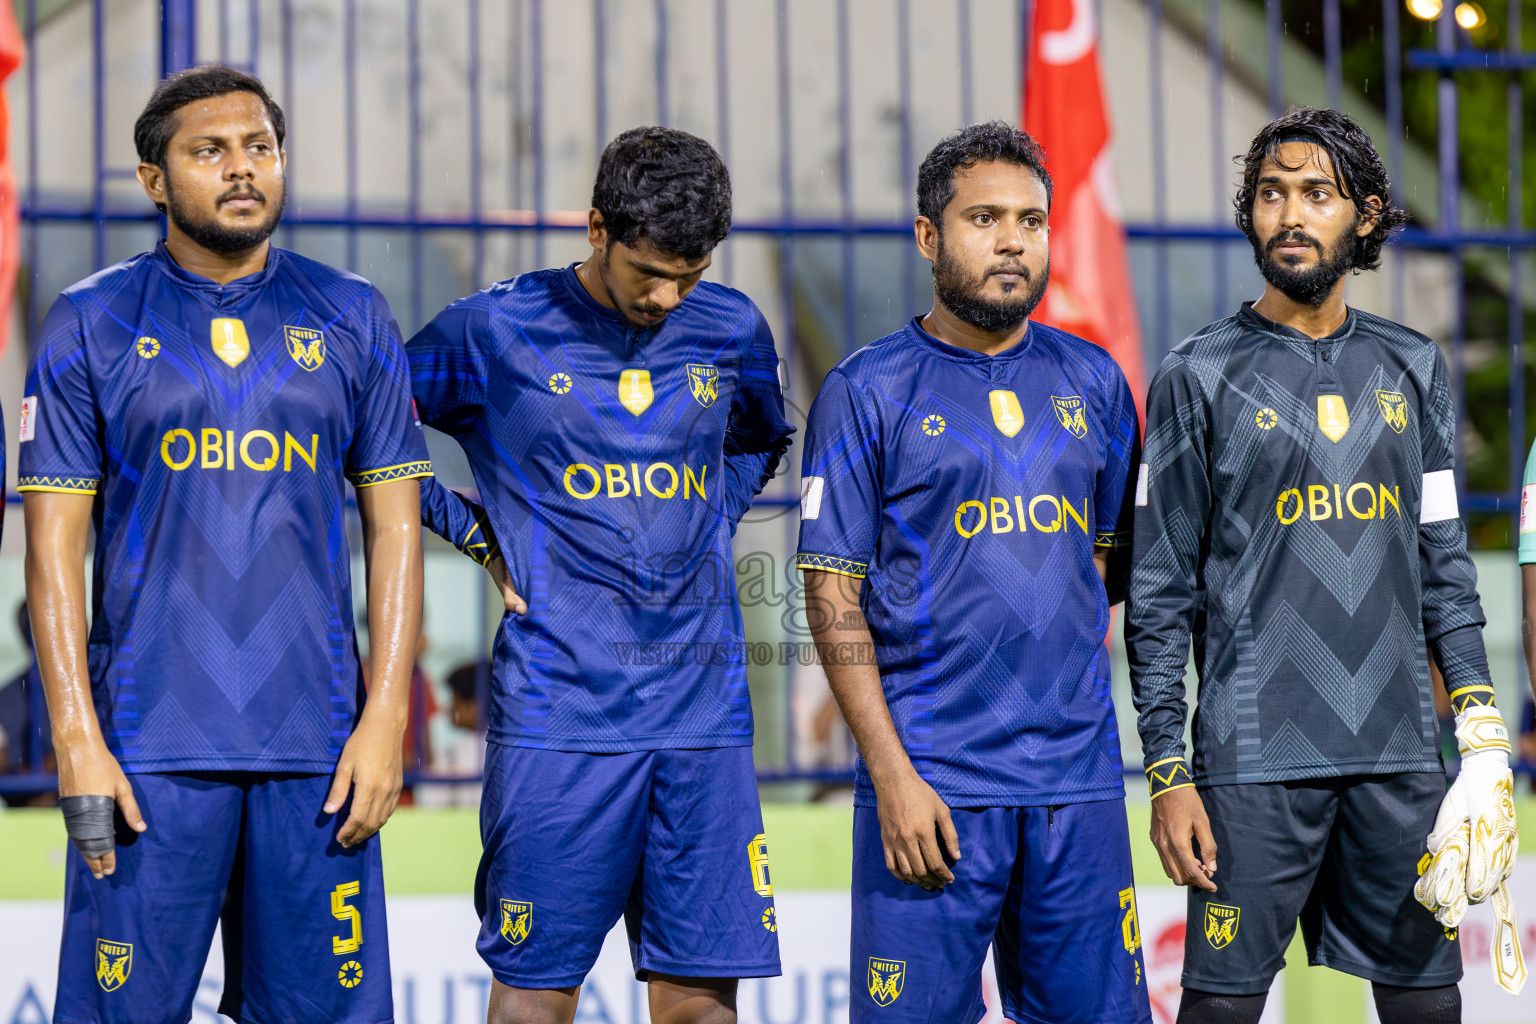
[331,882,362,955]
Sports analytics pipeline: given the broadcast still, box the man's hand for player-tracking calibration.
[325,714,405,848]
[488,555,527,615]
[57,741,146,879]
[873,768,960,891]
[1149,786,1217,891]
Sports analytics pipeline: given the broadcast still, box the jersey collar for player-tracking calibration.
[903,315,1035,368]
[1237,300,1357,344]
[150,238,284,299]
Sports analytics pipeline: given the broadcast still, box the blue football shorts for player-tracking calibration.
[474,742,782,988]
[851,799,1152,1024]
[55,771,390,1024]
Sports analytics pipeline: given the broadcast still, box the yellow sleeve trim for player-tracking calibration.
[1094,531,1130,548]
[795,553,869,579]
[17,475,99,495]
[349,461,435,487]
[1146,756,1188,770]
[1448,685,1496,698]
[1149,782,1196,800]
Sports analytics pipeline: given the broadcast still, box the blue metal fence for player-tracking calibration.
[4,0,1535,794]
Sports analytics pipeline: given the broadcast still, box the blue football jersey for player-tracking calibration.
[17,241,431,773]
[796,318,1140,806]
[408,265,794,752]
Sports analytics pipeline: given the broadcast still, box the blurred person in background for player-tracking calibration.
[0,601,54,808]
[415,660,488,809]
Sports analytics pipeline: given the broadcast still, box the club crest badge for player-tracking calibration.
[1317,394,1350,443]
[619,368,653,415]
[210,317,249,368]
[1376,390,1408,434]
[285,326,326,371]
[687,363,720,407]
[867,958,905,1006]
[500,900,532,946]
[96,939,132,992]
[1052,395,1088,439]
[989,390,1024,437]
[1204,904,1240,950]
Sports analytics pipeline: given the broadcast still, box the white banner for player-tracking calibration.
[4,876,1536,1024]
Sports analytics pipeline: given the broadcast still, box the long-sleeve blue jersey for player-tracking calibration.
[795,318,1141,806]
[407,265,794,752]
[17,242,431,773]
[1126,303,1492,796]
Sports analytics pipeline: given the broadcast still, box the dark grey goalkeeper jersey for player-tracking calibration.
[1126,302,1493,796]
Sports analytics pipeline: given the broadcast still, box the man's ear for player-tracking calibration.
[914,216,939,263]
[137,162,167,212]
[1356,194,1384,237]
[587,209,608,251]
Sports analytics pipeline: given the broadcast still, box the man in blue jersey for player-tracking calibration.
[797,121,1149,1024]
[408,126,793,1024]
[1128,108,1521,1024]
[21,64,428,1023]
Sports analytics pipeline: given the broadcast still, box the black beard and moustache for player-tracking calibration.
[1255,223,1357,307]
[932,236,1049,334]
[166,177,286,254]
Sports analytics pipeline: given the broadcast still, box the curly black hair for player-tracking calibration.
[916,121,1052,228]
[1234,107,1408,272]
[135,63,286,169]
[591,127,732,260]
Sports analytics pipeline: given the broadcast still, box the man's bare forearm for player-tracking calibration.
[803,569,911,786]
[23,493,104,755]
[357,479,423,726]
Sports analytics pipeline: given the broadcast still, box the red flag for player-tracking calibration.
[0,3,23,360]
[1023,0,1147,419]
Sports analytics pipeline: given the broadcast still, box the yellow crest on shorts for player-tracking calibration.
[1052,395,1088,439]
[210,317,249,368]
[619,368,653,415]
[285,326,326,371]
[95,939,132,992]
[1376,390,1408,434]
[1317,394,1349,443]
[1204,904,1240,949]
[867,958,905,1006]
[500,900,532,946]
[989,390,1024,437]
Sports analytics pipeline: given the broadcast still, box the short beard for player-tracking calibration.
[1254,223,1356,307]
[932,235,1048,335]
[166,176,286,255]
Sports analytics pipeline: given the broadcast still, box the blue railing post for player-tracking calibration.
[160,0,196,76]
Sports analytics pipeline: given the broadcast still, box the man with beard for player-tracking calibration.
[797,121,1149,1024]
[21,64,428,1022]
[1127,106,1523,1024]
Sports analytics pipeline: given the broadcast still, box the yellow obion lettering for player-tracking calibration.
[160,428,317,473]
[284,432,318,473]
[951,495,1091,538]
[747,834,773,897]
[990,497,1014,534]
[956,501,987,538]
[331,881,363,955]
[162,429,195,470]
[1275,483,1402,523]
[563,462,707,500]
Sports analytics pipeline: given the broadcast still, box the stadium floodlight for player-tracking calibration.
[1406,0,1442,20]
[1455,1,1485,28]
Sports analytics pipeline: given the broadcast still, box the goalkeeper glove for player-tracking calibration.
[1414,702,1524,994]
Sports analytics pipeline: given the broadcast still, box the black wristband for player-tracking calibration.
[59,795,117,859]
